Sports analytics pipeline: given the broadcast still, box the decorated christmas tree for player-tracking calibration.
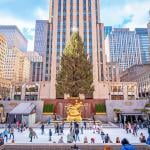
[56,32,94,98]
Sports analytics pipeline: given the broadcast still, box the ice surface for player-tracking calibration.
[0,127,148,144]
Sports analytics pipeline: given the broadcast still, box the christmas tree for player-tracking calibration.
[56,32,94,98]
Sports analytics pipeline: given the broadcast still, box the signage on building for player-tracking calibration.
[124,101,133,106]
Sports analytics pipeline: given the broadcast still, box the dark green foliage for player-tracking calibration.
[145,103,150,107]
[56,32,94,97]
[0,104,3,107]
[95,104,106,113]
[113,108,121,113]
[43,104,54,113]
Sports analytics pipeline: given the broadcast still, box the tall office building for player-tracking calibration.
[34,20,49,56]
[148,12,150,61]
[105,28,141,73]
[0,35,7,78]
[135,28,150,64]
[104,26,112,39]
[42,0,106,98]
[0,25,27,52]
[3,47,30,83]
[26,52,43,82]
[0,35,11,99]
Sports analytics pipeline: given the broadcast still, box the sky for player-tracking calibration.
[0,0,149,51]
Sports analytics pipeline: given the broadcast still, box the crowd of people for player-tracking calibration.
[0,119,149,150]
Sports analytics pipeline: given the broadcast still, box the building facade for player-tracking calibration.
[148,20,150,61]
[104,26,112,39]
[3,47,30,83]
[135,28,150,64]
[0,35,11,99]
[0,25,27,52]
[41,0,106,98]
[26,52,43,82]
[97,82,138,101]
[106,62,120,82]
[121,64,150,98]
[0,35,7,78]
[34,20,49,56]
[105,28,142,73]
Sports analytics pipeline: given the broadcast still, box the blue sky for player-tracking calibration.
[0,0,149,50]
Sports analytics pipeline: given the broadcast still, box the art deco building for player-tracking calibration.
[34,20,49,56]
[0,25,27,52]
[105,28,142,73]
[3,47,30,83]
[121,64,150,98]
[42,0,106,98]
[26,52,43,82]
[0,35,11,99]
[135,28,150,64]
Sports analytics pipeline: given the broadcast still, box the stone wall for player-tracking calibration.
[106,100,148,122]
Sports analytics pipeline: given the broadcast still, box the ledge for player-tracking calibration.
[95,112,107,115]
[42,112,53,115]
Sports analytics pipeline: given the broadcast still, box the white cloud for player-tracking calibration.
[35,7,49,20]
[101,1,150,29]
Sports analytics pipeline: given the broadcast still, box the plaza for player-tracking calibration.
[0,125,149,144]
[0,0,150,149]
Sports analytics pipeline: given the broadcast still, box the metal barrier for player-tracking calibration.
[1,143,149,150]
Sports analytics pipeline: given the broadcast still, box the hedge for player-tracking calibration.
[145,103,150,107]
[43,104,54,113]
[95,104,106,113]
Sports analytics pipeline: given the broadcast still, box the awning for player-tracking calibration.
[121,113,142,116]
[9,102,35,115]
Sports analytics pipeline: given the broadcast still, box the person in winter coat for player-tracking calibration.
[49,129,52,141]
[29,127,33,142]
[146,135,150,145]
[121,138,136,150]
[9,127,14,140]
[41,123,45,135]
[3,129,9,142]
[58,136,64,143]
[67,133,74,143]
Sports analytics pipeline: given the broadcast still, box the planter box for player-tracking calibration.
[145,107,150,110]
[43,112,53,115]
[96,112,107,115]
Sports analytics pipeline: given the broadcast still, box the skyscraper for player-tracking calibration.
[0,25,27,52]
[106,28,142,73]
[135,28,150,64]
[104,26,112,39]
[43,0,106,98]
[34,20,49,56]
[0,35,7,79]
[26,52,43,82]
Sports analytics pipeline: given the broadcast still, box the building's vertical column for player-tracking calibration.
[86,0,89,55]
[79,0,83,40]
[60,0,63,56]
[91,0,99,98]
[72,0,77,28]
[96,0,100,22]
[49,0,53,23]
[66,0,71,42]
[50,0,58,99]
[97,24,101,81]
[100,23,106,81]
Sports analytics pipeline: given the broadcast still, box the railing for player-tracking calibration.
[1,143,149,150]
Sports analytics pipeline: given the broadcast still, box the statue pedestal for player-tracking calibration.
[79,94,85,99]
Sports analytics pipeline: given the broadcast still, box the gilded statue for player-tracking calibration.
[66,100,83,122]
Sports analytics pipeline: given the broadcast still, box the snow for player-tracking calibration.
[0,127,149,144]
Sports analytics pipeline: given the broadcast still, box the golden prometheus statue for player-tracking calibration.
[66,100,83,122]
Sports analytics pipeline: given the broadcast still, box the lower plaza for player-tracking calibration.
[0,125,149,144]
